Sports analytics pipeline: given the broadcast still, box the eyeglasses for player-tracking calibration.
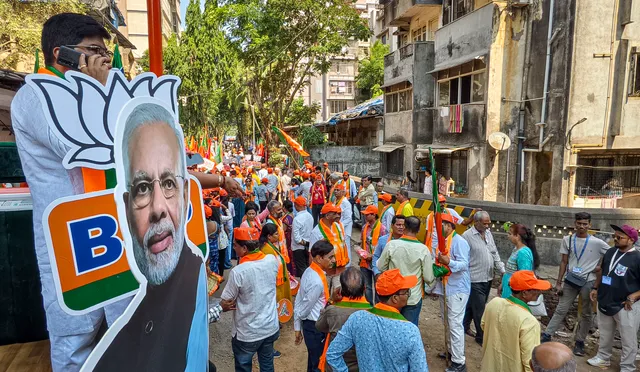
[128,175,184,208]
[614,235,629,241]
[65,44,113,58]
[396,289,411,297]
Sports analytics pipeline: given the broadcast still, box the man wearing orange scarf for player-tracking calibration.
[221,227,280,372]
[325,268,429,372]
[316,267,372,372]
[294,241,336,372]
[11,14,130,371]
[357,205,386,305]
[309,203,350,291]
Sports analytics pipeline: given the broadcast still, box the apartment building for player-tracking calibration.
[375,0,640,208]
[116,0,181,59]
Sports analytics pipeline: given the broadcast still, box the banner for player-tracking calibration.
[26,70,209,371]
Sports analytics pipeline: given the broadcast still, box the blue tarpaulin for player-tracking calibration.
[322,95,383,126]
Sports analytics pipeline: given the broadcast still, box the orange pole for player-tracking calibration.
[146,0,163,76]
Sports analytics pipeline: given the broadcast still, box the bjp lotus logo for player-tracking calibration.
[26,71,180,170]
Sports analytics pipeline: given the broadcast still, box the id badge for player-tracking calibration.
[602,276,612,285]
[572,267,583,274]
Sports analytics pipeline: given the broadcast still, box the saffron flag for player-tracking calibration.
[272,126,310,157]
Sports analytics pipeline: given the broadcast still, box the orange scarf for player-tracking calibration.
[264,242,287,286]
[268,216,290,264]
[242,216,262,231]
[435,232,456,285]
[239,250,266,264]
[309,261,329,305]
[318,219,349,267]
[424,210,452,248]
[360,220,382,269]
[318,296,371,372]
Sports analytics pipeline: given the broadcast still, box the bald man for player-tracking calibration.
[530,342,576,372]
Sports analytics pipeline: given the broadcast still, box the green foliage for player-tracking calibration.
[138,49,149,72]
[298,125,325,147]
[219,0,371,145]
[285,97,320,126]
[267,146,283,167]
[0,0,86,70]
[356,41,389,99]
[163,0,245,138]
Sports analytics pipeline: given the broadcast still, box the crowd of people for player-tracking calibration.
[200,157,640,372]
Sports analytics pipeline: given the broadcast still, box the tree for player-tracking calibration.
[356,41,389,99]
[219,0,370,146]
[285,97,320,127]
[0,0,85,70]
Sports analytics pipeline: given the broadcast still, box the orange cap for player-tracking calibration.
[267,168,273,174]
[334,183,345,191]
[509,270,552,292]
[321,203,339,215]
[210,199,221,208]
[379,193,392,202]
[261,178,269,184]
[294,170,301,175]
[438,194,447,203]
[323,162,328,167]
[294,196,307,206]
[234,227,260,241]
[305,164,313,169]
[441,213,457,225]
[362,205,379,215]
[343,171,349,176]
[301,173,309,179]
[376,268,418,296]
[219,189,228,196]
[204,205,212,218]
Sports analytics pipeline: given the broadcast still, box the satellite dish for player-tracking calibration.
[488,132,512,151]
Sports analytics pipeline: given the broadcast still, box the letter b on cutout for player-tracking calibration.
[68,215,124,275]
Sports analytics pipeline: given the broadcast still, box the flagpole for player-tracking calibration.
[146,0,163,76]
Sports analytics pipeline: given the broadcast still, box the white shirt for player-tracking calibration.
[339,198,353,237]
[221,255,280,342]
[309,224,324,250]
[424,176,433,195]
[258,169,268,179]
[294,266,326,331]
[380,205,395,233]
[292,210,314,251]
[226,202,235,231]
[281,174,291,194]
[11,84,131,336]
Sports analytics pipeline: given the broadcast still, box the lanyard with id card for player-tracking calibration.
[564,235,590,288]
[602,248,635,286]
[571,234,589,274]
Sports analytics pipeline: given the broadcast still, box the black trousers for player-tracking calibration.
[302,319,325,372]
[463,280,492,343]
[293,249,309,276]
[311,204,323,226]
[217,248,227,277]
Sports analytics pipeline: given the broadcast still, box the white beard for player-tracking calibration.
[132,208,185,286]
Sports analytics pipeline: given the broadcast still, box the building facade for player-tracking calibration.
[376,0,640,207]
[117,0,182,59]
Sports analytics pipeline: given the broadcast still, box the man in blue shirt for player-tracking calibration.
[326,268,429,372]
[372,215,405,276]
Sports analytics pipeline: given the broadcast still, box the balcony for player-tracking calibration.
[383,42,433,88]
[433,103,486,145]
[385,0,442,27]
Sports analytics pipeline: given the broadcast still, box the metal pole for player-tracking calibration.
[146,0,163,76]
[515,109,525,203]
[506,146,510,203]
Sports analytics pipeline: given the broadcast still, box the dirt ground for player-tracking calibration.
[208,227,624,372]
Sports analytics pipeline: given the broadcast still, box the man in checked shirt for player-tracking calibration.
[461,211,505,346]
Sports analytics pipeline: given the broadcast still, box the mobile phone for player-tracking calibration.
[57,46,82,70]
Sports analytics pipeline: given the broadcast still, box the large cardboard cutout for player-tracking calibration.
[26,71,209,371]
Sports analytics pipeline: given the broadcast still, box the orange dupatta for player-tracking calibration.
[267,216,290,264]
[308,261,329,304]
[318,219,349,267]
[360,220,382,269]
[264,242,287,286]
[239,250,266,264]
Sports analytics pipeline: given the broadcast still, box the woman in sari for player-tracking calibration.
[240,201,262,231]
[260,223,292,305]
[281,200,296,277]
[500,223,540,298]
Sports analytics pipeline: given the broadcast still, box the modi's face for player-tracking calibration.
[124,122,188,286]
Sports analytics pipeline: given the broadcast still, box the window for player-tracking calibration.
[630,48,640,97]
[435,151,468,195]
[330,100,348,114]
[381,33,388,45]
[412,26,427,42]
[385,87,413,113]
[437,60,486,106]
[386,149,405,176]
[399,34,409,48]
[442,0,474,26]
[330,81,354,95]
[428,18,438,41]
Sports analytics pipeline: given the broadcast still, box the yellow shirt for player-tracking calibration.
[481,297,540,372]
[401,202,414,217]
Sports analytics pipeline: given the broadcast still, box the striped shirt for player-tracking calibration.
[462,226,505,283]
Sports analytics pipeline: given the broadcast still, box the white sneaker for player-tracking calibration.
[587,356,611,369]
[636,352,640,361]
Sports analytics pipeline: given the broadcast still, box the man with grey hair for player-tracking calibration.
[462,210,505,346]
[94,102,208,371]
[530,342,576,372]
